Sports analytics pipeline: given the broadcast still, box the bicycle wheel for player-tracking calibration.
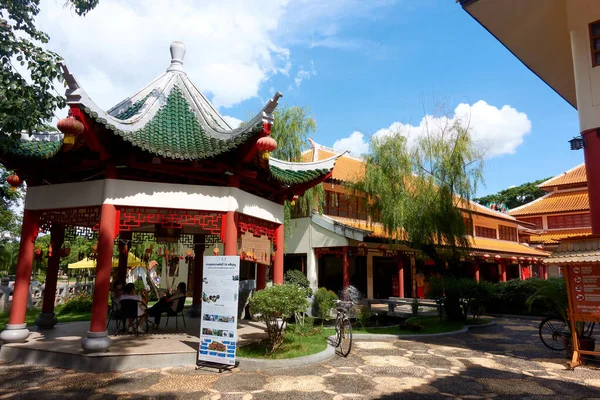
[334,314,343,347]
[340,318,353,357]
[539,317,568,351]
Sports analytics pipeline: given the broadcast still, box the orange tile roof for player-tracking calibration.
[328,216,548,257]
[526,228,593,244]
[301,141,365,182]
[509,189,589,216]
[538,163,587,190]
[470,237,549,257]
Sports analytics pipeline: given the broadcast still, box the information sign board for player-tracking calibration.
[198,256,240,366]
[566,264,600,322]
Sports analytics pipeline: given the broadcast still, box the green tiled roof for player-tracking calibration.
[269,165,330,185]
[84,87,263,160]
[114,92,153,120]
[4,139,63,159]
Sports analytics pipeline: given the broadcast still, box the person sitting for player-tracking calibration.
[111,279,124,308]
[147,282,186,327]
[120,283,148,333]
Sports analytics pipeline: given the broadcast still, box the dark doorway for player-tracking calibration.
[373,257,397,299]
[318,255,343,295]
[402,255,412,298]
[284,254,307,275]
[480,262,499,282]
[349,255,367,297]
[507,263,520,280]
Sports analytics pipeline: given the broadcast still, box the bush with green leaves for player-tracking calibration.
[483,278,558,316]
[356,305,372,329]
[312,287,338,324]
[426,276,491,321]
[249,284,309,354]
[284,269,312,297]
[57,293,93,315]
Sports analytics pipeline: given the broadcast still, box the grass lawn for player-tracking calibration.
[238,326,336,360]
[353,316,465,335]
[0,308,91,331]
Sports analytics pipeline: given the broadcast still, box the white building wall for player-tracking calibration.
[567,0,600,131]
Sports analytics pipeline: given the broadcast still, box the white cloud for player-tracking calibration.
[35,0,392,112]
[333,131,370,156]
[222,115,243,129]
[335,101,532,159]
[294,61,317,88]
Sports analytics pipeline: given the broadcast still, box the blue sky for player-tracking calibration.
[39,0,583,197]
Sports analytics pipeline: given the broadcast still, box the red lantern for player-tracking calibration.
[256,136,277,152]
[483,254,490,259]
[57,116,84,145]
[291,194,299,206]
[494,255,501,260]
[6,174,22,191]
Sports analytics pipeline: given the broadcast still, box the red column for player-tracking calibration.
[397,256,405,298]
[257,264,266,290]
[192,234,205,306]
[39,224,64,320]
[583,128,600,234]
[543,265,548,280]
[89,204,116,333]
[474,262,480,283]
[343,246,350,290]
[8,210,39,325]
[117,230,132,284]
[224,211,238,256]
[500,261,507,282]
[273,224,284,285]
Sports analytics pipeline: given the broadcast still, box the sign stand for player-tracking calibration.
[197,256,241,372]
[562,265,600,369]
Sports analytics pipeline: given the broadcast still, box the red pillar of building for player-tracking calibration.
[543,265,548,280]
[117,230,132,284]
[0,209,39,343]
[583,128,600,234]
[81,204,116,353]
[37,223,65,328]
[500,261,507,282]
[397,256,405,298]
[474,261,480,283]
[273,224,284,285]
[342,246,350,291]
[256,264,267,290]
[189,233,205,317]
[224,211,238,256]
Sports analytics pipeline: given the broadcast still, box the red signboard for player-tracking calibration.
[566,264,600,322]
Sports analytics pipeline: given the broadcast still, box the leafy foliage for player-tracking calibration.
[475,178,550,210]
[0,1,98,137]
[249,284,309,353]
[356,304,372,329]
[312,287,338,323]
[57,292,93,314]
[483,278,561,316]
[427,276,491,321]
[269,105,325,239]
[355,112,484,278]
[284,269,312,297]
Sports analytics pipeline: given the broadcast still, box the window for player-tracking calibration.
[499,225,518,242]
[519,217,543,230]
[463,217,474,236]
[590,20,600,67]
[547,213,591,229]
[475,226,497,239]
[324,191,367,220]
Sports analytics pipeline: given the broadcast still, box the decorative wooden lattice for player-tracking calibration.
[38,207,101,234]
[238,214,278,240]
[65,225,98,241]
[117,208,223,234]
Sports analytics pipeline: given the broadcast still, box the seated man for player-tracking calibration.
[147,282,186,327]
[120,282,148,333]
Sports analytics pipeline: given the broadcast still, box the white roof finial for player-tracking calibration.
[167,41,186,73]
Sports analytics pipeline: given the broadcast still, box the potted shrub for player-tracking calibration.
[526,278,595,356]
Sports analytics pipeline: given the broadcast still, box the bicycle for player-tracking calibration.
[538,315,595,351]
[334,300,353,357]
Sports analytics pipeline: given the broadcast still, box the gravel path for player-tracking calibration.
[1,318,599,399]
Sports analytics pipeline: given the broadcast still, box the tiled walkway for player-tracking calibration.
[1,318,600,399]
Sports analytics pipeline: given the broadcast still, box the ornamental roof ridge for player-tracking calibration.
[307,138,365,162]
[270,151,345,172]
[509,191,554,215]
[60,42,283,139]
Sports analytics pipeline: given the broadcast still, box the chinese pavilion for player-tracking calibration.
[0,42,339,352]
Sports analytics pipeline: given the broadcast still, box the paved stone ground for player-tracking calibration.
[1,318,600,399]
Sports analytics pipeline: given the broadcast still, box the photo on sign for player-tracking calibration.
[202,292,221,303]
[202,314,235,323]
[199,338,236,359]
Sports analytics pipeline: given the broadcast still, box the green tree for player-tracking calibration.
[0,0,98,138]
[270,106,325,238]
[475,178,550,210]
[356,116,484,319]
[0,165,23,239]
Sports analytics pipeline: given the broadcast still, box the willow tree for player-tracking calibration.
[270,106,325,238]
[357,115,484,277]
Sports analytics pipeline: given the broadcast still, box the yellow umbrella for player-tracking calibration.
[68,254,145,269]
